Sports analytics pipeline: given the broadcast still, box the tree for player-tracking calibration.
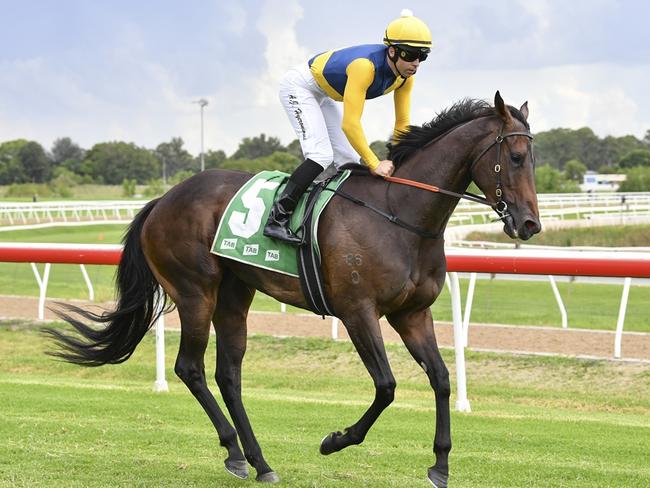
[19,141,51,182]
[51,137,85,165]
[643,129,650,146]
[370,140,389,161]
[534,127,601,170]
[144,178,165,197]
[231,133,284,160]
[0,139,29,184]
[49,167,80,197]
[285,139,304,161]
[154,137,193,181]
[221,151,300,174]
[264,151,300,172]
[619,167,650,192]
[535,165,580,193]
[563,159,587,182]
[85,142,159,184]
[169,170,195,185]
[618,149,650,168]
[600,135,645,169]
[122,178,137,197]
[203,149,227,170]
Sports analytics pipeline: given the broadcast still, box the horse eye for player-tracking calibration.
[511,152,524,165]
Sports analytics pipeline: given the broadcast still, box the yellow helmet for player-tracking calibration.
[383,9,432,51]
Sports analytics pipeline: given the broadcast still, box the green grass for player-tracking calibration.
[0,322,649,487]
[0,225,649,331]
[0,184,147,201]
[0,224,128,244]
[467,224,650,247]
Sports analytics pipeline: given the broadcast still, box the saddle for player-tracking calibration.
[211,169,354,317]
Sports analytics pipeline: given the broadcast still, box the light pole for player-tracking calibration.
[193,98,209,172]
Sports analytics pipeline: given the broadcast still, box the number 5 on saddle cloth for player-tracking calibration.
[211,170,351,316]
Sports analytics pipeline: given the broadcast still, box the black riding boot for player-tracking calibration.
[264,159,323,245]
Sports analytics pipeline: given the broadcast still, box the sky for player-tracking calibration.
[1,0,649,156]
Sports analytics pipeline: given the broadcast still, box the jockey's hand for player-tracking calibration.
[371,160,394,178]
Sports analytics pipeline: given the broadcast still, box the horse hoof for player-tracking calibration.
[256,471,280,483]
[427,467,448,488]
[224,459,249,479]
[319,431,342,455]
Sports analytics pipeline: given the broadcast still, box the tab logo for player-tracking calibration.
[265,250,280,261]
[243,244,259,256]
[220,238,237,250]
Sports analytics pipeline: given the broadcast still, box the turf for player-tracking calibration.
[466,223,650,247]
[0,321,649,487]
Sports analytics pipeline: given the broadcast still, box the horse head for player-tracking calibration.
[470,91,541,240]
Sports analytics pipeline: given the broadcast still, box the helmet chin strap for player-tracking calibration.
[388,47,407,78]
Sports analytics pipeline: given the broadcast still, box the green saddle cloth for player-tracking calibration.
[211,170,351,277]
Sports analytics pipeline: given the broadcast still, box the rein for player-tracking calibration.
[382,175,490,206]
[386,123,534,219]
[322,120,534,240]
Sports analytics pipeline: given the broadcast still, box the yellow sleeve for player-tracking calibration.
[341,58,381,170]
[393,75,413,140]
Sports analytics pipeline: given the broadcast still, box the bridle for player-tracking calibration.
[321,116,535,240]
[467,121,535,219]
[384,119,534,223]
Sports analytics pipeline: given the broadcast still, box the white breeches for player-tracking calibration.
[278,64,360,169]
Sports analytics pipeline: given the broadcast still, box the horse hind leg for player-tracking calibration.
[172,290,249,480]
[213,271,279,483]
[387,308,451,488]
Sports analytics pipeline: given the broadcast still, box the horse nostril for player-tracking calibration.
[524,220,541,234]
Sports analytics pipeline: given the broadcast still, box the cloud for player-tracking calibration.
[254,0,309,107]
[222,2,247,34]
[407,61,648,140]
[1,1,648,158]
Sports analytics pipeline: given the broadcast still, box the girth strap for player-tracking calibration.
[296,181,336,317]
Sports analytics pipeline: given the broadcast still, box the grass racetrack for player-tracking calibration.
[1,321,649,487]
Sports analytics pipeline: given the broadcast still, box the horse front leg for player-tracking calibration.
[320,312,396,455]
[387,308,451,488]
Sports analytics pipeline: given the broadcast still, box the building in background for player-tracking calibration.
[580,172,627,192]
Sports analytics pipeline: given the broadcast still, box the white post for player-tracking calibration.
[31,262,51,320]
[79,264,94,301]
[331,317,339,340]
[614,277,632,359]
[153,293,169,392]
[462,272,477,347]
[446,272,471,413]
[280,303,287,313]
[548,275,568,329]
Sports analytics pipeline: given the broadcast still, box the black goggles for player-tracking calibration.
[398,47,428,62]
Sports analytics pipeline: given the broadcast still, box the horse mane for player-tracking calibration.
[388,98,530,166]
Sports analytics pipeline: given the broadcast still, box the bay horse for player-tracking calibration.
[45,92,540,487]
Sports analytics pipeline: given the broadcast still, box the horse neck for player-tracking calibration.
[392,118,493,235]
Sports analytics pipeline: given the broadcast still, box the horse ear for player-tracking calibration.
[519,101,529,121]
[494,90,512,124]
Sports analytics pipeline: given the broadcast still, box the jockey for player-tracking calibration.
[264,9,432,244]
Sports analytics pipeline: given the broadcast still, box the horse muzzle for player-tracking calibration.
[501,209,541,240]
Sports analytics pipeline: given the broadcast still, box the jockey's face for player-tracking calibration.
[388,47,425,78]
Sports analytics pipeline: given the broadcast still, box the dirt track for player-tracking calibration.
[1,295,649,362]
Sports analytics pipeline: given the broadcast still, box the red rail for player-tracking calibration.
[0,243,122,265]
[1,243,650,278]
[445,249,650,278]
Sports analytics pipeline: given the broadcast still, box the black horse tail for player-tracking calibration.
[43,198,169,366]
